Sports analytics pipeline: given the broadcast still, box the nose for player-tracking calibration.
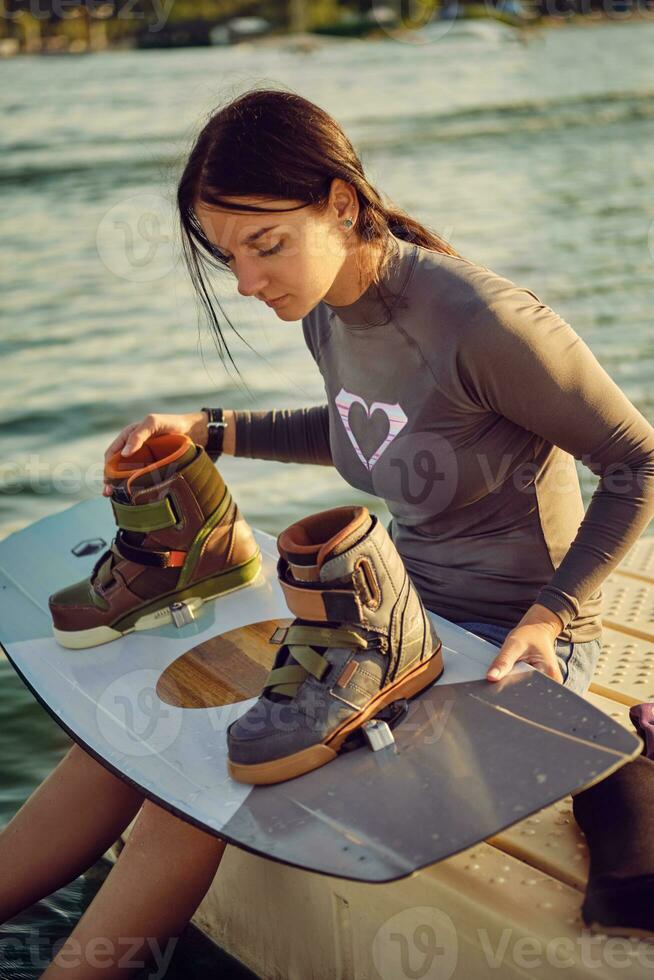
[235,258,269,299]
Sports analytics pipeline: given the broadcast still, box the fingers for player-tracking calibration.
[486,650,564,684]
[120,424,149,458]
[486,643,518,681]
[102,417,156,496]
[547,662,564,684]
[103,422,141,463]
[100,413,195,497]
[487,660,513,680]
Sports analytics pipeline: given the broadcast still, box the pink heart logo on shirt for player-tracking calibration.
[335,387,408,471]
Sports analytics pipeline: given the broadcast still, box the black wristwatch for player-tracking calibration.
[201,407,227,461]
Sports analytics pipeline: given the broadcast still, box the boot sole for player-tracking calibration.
[52,550,262,650]
[228,641,444,785]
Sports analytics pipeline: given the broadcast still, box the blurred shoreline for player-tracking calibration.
[2,1,653,58]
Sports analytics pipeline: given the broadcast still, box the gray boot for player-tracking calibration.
[227,505,444,784]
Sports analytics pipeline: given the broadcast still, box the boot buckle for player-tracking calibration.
[340,701,409,754]
[169,600,197,628]
[361,718,395,751]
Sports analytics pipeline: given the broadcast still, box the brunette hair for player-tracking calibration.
[177,86,460,379]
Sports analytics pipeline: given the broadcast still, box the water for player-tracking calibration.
[1,17,653,976]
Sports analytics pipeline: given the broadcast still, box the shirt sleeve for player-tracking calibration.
[232,406,333,466]
[460,287,654,629]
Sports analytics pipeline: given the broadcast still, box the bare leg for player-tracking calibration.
[0,742,145,924]
[42,798,228,979]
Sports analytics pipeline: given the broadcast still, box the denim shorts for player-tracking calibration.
[456,621,603,697]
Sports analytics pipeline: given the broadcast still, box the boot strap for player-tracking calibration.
[111,495,179,532]
[279,578,361,623]
[264,625,368,698]
[264,664,309,697]
[269,624,367,648]
[113,529,187,568]
[90,548,116,590]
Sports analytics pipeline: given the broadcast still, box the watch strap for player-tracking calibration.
[201,407,227,461]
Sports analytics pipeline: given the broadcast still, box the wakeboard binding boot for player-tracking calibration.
[49,433,261,649]
[227,504,444,784]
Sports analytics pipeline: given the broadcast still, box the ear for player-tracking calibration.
[328,177,358,223]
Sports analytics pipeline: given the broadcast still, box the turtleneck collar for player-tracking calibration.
[323,234,419,329]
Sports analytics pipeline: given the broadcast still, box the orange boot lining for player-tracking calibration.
[104,433,194,496]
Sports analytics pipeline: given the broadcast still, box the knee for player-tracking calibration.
[67,742,115,779]
[67,741,96,767]
[137,798,177,832]
[66,743,145,803]
[136,800,226,856]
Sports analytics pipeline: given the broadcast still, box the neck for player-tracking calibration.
[322,234,418,329]
[322,238,386,308]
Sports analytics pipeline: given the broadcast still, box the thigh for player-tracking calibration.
[556,636,603,696]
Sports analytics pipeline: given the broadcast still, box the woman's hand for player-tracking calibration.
[102,411,209,496]
[486,603,565,684]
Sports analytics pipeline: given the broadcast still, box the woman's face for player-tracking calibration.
[194,188,355,321]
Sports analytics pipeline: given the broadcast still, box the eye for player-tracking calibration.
[213,239,283,264]
[257,240,283,258]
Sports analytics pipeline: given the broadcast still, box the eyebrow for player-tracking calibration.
[240,224,279,246]
[214,223,279,260]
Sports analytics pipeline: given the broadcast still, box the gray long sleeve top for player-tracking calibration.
[231,234,654,643]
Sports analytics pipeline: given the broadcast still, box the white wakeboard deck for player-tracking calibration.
[0,499,640,882]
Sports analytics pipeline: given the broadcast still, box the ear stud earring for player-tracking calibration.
[342,218,353,228]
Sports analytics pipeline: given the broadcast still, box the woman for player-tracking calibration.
[4,87,654,977]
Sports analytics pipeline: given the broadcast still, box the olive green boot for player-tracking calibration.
[49,433,261,649]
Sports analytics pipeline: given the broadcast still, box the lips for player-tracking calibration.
[265,294,288,308]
